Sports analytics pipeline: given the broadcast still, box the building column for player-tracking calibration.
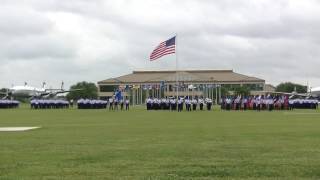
[97,85,101,100]
[215,86,218,104]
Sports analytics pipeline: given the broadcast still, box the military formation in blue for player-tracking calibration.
[1,96,318,111]
[0,100,20,109]
[30,99,70,109]
[77,99,108,109]
[288,99,319,110]
[76,98,130,110]
[145,97,213,111]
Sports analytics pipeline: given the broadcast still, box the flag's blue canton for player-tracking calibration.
[166,37,176,47]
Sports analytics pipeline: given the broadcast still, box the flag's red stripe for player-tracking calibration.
[150,49,175,60]
[150,50,175,60]
[150,51,175,61]
[150,48,175,59]
[150,45,175,57]
[151,45,175,55]
[150,44,170,55]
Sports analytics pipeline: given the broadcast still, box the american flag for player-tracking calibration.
[150,36,176,61]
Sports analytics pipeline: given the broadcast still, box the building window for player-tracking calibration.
[221,84,240,91]
[169,85,173,92]
[243,84,264,91]
[100,85,119,92]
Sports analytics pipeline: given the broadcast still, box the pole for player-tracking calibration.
[210,84,213,99]
[152,87,154,98]
[138,87,141,105]
[140,86,142,105]
[219,84,221,103]
[175,33,179,99]
[132,88,135,107]
[187,84,189,98]
[215,83,218,104]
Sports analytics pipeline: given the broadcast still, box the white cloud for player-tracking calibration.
[0,0,320,89]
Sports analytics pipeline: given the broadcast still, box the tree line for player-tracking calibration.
[65,81,308,100]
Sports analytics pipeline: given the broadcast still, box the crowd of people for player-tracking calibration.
[30,99,70,109]
[220,95,319,111]
[77,98,130,110]
[0,100,20,109]
[2,95,319,112]
[145,97,214,111]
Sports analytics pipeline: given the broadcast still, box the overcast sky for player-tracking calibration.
[1,0,320,89]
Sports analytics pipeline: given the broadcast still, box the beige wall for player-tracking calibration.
[164,91,203,97]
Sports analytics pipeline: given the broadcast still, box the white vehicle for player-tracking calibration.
[263,86,320,99]
[1,82,81,99]
[310,87,320,98]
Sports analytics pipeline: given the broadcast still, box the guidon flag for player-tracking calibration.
[150,36,176,61]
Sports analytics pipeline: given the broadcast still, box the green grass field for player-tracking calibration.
[1,106,320,179]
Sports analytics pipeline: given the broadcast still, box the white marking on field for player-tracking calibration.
[283,112,320,115]
[0,127,41,132]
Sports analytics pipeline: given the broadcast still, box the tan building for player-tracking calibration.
[264,84,276,92]
[97,70,265,105]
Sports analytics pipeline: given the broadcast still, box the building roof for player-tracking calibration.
[98,70,265,84]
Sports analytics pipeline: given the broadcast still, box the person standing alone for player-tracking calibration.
[125,98,130,110]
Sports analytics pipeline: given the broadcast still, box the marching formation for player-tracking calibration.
[221,96,319,111]
[146,97,214,111]
[77,98,130,110]
[77,99,108,109]
[30,99,69,109]
[289,99,319,110]
[0,100,20,109]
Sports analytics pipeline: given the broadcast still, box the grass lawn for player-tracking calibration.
[1,105,320,179]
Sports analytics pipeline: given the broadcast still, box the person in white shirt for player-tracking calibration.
[178,98,183,112]
[242,98,248,111]
[256,97,261,111]
[114,98,119,111]
[125,99,130,110]
[206,98,213,110]
[226,97,231,111]
[146,97,151,110]
[108,97,114,110]
[185,98,192,111]
[288,99,294,110]
[192,99,197,111]
[198,98,204,110]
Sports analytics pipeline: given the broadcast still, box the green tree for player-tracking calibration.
[276,82,307,93]
[233,86,250,96]
[220,86,230,97]
[0,88,7,98]
[66,81,98,100]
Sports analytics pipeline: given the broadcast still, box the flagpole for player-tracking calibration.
[175,33,179,99]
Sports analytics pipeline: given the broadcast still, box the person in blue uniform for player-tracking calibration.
[120,99,124,110]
